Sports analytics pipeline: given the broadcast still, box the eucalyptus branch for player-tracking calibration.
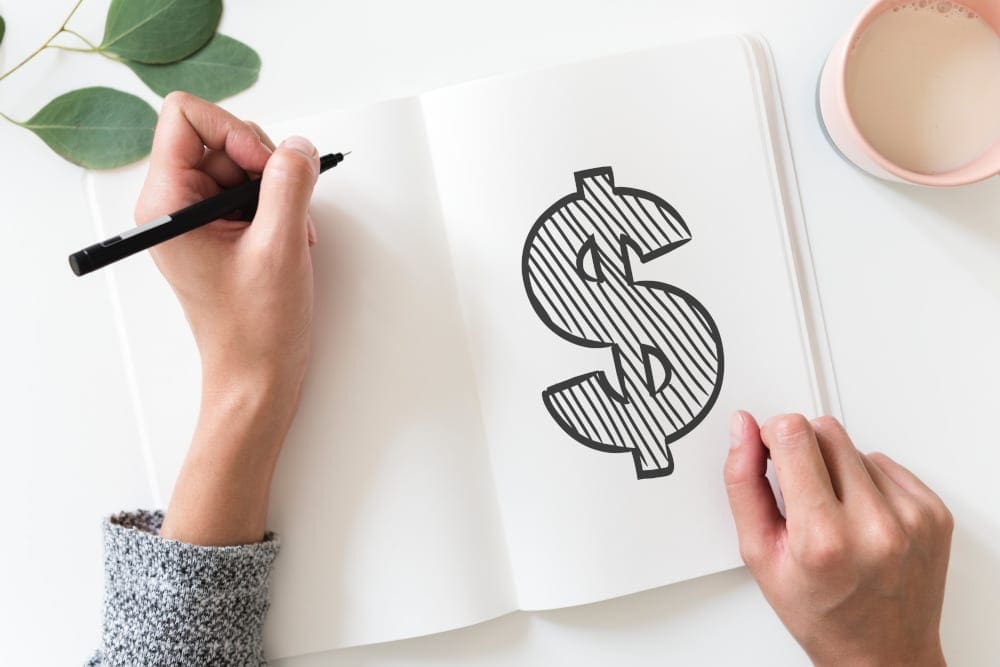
[0,0,261,169]
[59,0,87,31]
[0,0,88,83]
[0,32,60,83]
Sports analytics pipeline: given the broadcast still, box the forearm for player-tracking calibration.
[88,95,317,664]
[160,368,302,546]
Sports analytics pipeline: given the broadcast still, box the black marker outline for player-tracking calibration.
[575,235,605,283]
[522,167,725,479]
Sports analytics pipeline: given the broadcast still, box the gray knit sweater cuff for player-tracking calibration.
[91,510,280,666]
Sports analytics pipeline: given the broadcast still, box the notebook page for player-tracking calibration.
[86,98,515,657]
[420,36,821,609]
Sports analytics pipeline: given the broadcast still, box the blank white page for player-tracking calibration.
[87,98,515,657]
[421,36,822,609]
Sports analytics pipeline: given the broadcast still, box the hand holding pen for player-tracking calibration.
[70,108,346,276]
[130,92,324,546]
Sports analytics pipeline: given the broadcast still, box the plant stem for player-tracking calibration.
[59,0,87,31]
[52,27,125,63]
[61,28,99,51]
[48,43,121,66]
[50,45,95,54]
[0,0,89,83]
[0,111,23,126]
[0,33,60,83]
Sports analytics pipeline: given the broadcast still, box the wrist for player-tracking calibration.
[160,371,303,546]
[198,369,303,459]
[201,351,307,394]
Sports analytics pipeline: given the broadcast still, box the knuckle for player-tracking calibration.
[267,149,317,181]
[867,451,892,470]
[896,501,928,534]
[873,531,908,562]
[811,415,846,437]
[244,119,264,140]
[864,514,909,561]
[738,540,768,569]
[922,496,954,534]
[894,496,952,541]
[935,502,955,533]
[766,413,813,445]
[162,90,192,111]
[794,523,848,570]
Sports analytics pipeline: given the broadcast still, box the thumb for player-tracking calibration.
[249,135,320,247]
[723,410,784,569]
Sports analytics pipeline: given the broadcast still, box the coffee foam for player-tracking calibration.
[889,1,979,18]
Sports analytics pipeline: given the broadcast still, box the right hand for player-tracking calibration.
[724,412,952,666]
[134,92,323,545]
[135,91,320,394]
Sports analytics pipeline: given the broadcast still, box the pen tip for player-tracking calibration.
[343,151,352,157]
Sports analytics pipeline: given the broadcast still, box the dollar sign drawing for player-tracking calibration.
[522,167,724,478]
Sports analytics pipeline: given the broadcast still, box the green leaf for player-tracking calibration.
[21,87,157,169]
[100,0,222,64]
[125,34,260,102]
[1,15,6,48]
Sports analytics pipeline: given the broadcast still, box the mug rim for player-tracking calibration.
[833,0,1000,186]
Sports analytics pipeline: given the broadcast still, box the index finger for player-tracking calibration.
[760,414,838,526]
[150,92,271,177]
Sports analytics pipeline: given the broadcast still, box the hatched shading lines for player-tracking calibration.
[522,167,723,479]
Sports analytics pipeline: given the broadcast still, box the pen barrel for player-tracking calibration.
[173,177,265,224]
[68,179,264,276]
[69,153,344,277]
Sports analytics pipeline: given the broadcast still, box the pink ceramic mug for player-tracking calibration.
[818,0,1000,187]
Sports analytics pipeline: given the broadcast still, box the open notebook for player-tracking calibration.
[86,34,838,659]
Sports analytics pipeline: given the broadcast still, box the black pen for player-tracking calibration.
[69,151,349,277]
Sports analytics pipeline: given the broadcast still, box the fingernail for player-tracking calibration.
[281,135,317,158]
[730,411,745,450]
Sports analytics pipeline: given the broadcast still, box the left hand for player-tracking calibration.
[724,412,952,666]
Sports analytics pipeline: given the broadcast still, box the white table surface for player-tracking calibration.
[1,1,998,664]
